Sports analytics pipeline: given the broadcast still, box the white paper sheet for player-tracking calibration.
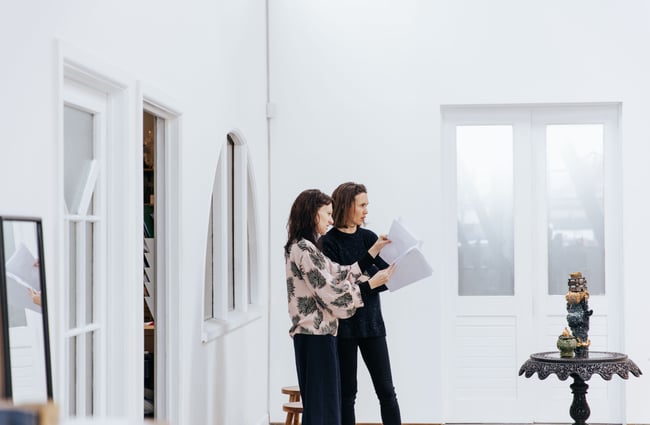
[382,218,433,291]
[6,243,40,291]
[380,219,418,264]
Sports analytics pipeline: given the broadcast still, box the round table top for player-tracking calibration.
[519,351,642,381]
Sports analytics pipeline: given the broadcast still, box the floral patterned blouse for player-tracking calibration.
[285,238,371,337]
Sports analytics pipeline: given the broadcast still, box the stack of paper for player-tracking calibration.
[380,218,433,291]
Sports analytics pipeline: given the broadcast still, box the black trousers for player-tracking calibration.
[338,336,401,425]
[293,334,342,425]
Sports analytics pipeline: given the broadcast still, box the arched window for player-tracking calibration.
[202,132,261,341]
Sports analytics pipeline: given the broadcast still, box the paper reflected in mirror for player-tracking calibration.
[6,243,42,317]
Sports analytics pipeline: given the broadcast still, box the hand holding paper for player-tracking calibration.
[5,243,43,313]
[369,234,392,258]
[369,263,397,289]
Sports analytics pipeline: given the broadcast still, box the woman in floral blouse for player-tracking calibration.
[284,189,395,425]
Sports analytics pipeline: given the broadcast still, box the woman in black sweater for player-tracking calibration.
[321,182,402,425]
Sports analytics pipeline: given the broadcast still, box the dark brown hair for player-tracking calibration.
[284,189,332,253]
[331,182,367,228]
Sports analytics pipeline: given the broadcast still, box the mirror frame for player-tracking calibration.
[0,216,53,400]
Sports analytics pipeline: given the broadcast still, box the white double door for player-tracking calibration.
[441,105,623,423]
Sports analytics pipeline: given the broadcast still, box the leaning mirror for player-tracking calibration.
[0,216,53,402]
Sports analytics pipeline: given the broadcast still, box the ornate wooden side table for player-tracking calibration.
[519,351,642,425]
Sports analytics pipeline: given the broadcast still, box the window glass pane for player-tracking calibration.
[247,228,252,305]
[68,223,77,328]
[85,222,94,324]
[547,124,605,295]
[85,332,94,414]
[247,177,255,305]
[64,106,94,214]
[227,139,235,311]
[457,125,514,296]
[88,192,95,216]
[204,198,214,320]
[68,337,77,415]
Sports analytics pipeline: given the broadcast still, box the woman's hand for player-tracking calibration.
[368,234,391,258]
[368,263,397,289]
[29,288,42,306]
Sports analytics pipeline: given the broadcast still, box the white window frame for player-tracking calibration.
[202,131,263,342]
[58,41,141,419]
[61,85,106,417]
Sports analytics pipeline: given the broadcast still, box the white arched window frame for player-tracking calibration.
[202,132,263,342]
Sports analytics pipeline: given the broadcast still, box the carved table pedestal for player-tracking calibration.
[519,351,642,425]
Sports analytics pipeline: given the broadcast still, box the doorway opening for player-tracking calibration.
[143,110,155,417]
[142,110,167,419]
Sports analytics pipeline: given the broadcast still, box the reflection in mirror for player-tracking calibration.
[0,217,53,403]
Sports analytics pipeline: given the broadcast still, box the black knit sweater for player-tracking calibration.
[321,227,389,338]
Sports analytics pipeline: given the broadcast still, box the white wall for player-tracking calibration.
[268,1,650,423]
[0,1,269,425]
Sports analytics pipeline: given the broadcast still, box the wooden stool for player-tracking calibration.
[282,401,303,425]
[281,385,302,424]
[281,385,301,402]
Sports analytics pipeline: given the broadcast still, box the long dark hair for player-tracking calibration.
[284,189,332,254]
[331,182,367,228]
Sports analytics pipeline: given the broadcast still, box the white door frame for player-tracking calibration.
[140,84,183,425]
